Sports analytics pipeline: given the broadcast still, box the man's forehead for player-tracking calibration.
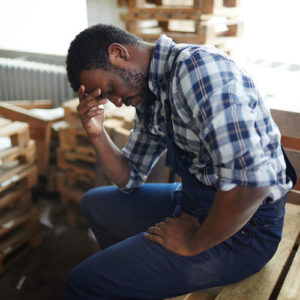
[79,69,109,91]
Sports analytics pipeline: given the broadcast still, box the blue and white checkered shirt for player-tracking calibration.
[122,35,292,201]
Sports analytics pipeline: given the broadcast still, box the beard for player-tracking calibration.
[109,64,156,106]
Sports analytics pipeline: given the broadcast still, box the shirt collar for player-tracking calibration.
[148,34,175,96]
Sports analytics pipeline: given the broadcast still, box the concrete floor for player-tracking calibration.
[0,196,99,300]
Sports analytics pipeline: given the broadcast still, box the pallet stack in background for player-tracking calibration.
[0,118,43,273]
[119,0,243,54]
[55,99,173,226]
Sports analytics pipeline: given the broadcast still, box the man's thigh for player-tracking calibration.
[81,183,180,242]
[65,230,259,300]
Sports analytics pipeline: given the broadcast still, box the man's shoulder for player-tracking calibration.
[170,42,233,73]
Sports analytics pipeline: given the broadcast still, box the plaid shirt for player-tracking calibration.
[122,35,292,201]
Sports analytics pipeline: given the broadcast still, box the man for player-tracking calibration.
[64,24,296,299]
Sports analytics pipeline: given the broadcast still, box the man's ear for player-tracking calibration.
[108,43,129,66]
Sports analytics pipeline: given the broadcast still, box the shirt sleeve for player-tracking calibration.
[120,110,166,193]
[175,49,284,190]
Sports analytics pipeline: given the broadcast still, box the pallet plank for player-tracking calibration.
[277,245,300,300]
[215,203,300,300]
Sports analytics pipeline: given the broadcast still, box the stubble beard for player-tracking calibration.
[110,65,156,106]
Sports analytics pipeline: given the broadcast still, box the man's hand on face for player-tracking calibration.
[145,213,201,256]
[77,85,109,139]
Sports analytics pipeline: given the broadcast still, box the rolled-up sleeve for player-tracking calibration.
[120,114,166,193]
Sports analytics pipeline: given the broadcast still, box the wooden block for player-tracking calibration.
[0,120,30,148]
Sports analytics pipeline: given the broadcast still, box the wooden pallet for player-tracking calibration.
[65,199,87,227]
[56,169,100,194]
[167,202,300,300]
[0,102,63,175]
[0,207,40,238]
[0,139,36,168]
[119,0,241,14]
[57,181,87,227]
[0,226,43,273]
[124,16,243,45]
[270,108,300,205]
[56,147,96,181]
[0,162,38,194]
[0,185,32,211]
[58,126,92,151]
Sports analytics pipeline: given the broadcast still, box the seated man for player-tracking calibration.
[64,24,296,300]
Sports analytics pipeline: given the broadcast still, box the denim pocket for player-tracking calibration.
[229,223,254,250]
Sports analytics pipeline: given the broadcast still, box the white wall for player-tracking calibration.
[0,0,88,55]
[234,0,300,65]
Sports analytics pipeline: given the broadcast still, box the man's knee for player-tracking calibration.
[80,189,95,217]
[64,267,84,299]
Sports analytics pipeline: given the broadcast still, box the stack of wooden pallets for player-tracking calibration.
[119,0,243,52]
[0,118,43,273]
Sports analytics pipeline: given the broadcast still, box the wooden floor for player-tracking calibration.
[0,195,99,300]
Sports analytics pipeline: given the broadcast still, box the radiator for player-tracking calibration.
[0,57,75,107]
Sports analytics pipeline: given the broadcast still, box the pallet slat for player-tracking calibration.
[0,120,30,148]
[277,244,300,300]
[0,163,38,194]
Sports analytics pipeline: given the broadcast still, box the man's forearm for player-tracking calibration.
[190,186,270,254]
[90,128,131,187]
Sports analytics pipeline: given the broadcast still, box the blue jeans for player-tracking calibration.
[64,183,285,300]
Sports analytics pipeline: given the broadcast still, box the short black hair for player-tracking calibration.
[66,24,142,91]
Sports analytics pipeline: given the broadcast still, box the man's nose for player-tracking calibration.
[110,96,122,107]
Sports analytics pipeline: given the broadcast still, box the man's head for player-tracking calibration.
[66,24,156,107]
[66,24,142,91]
